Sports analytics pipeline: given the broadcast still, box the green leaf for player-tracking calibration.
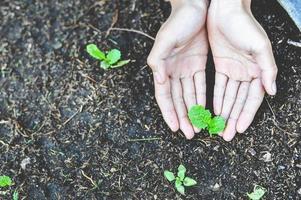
[188,105,211,129]
[177,165,186,181]
[247,185,267,200]
[175,179,185,195]
[100,61,111,70]
[175,178,182,186]
[164,170,175,182]
[0,175,12,187]
[176,185,185,195]
[13,190,19,200]
[208,116,226,135]
[106,49,121,65]
[86,44,106,60]
[183,177,197,186]
[111,59,131,68]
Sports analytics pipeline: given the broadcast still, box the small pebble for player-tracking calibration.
[110,168,117,173]
[262,152,272,162]
[277,165,285,170]
[212,183,220,191]
[52,41,62,49]
[248,148,256,156]
[213,145,220,151]
[21,157,31,170]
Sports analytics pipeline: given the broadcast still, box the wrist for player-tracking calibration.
[170,0,209,9]
[210,0,251,11]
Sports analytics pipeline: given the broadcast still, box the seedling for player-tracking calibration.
[247,185,267,200]
[164,164,197,195]
[0,175,12,187]
[188,105,225,136]
[13,190,19,200]
[86,44,130,69]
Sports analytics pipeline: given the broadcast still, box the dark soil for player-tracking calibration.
[0,0,300,199]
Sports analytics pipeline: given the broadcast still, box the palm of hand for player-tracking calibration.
[208,13,264,81]
[165,33,208,80]
[148,5,209,139]
[149,1,277,141]
[207,9,277,141]
[157,4,208,79]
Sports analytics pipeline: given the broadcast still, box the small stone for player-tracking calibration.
[110,168,117,173]
[261,152,272,162]
[248,148,256,156]
[52,41,62,50]
[21,157,31,170]
[213,145,220,151]
[278,165,285,170]
[140,182,146,189]
[212,183,220,191]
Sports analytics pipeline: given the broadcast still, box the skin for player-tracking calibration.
[148,0,278,141]
[147,0,209,139]
[208,0,278,141]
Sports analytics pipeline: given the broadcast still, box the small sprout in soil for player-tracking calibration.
[13,190,19,200]
[164,164,197,195]
[0,175,12,187]
[86,44,130,70]
[247,185,267,200]
[188,105,225,136]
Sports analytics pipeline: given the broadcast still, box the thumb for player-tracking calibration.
[147,30,176,84]
[255,42,278,95]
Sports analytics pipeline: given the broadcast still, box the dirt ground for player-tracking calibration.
[0,0,300,199]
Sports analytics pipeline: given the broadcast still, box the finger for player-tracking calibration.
[181,77,197,110]
[171,79,195,139]
[222,82,250,141]
[181,77,200,133]
[220,79,240,120]
[194,71,206,107]
[236,78,264,133]
[214,72,228,115]
[255,41,278,95]
[222,118,237,142]
[154,77,179,132]
[147,32,175,84]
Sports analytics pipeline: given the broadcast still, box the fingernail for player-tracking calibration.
[272,81,277,94]
[186,133,194,140]
[223,134,233,142]
[193,127,200,133]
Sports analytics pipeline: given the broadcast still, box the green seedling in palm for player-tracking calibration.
[86,44,130,70]
[164,164,197,195]
[188,105,225,136]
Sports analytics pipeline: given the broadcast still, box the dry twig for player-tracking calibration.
[81,170,98,188]
[128,137,161,142]
[287,39,301,48]
[265,97,299,136]
[108,27,155,41]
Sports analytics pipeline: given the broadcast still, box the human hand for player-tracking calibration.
[148,0,209,139]
[207,0,278,141]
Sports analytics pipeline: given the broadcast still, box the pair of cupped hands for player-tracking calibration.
[147,0,278,141]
